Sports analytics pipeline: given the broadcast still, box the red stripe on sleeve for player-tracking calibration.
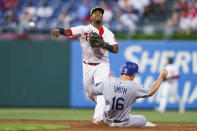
[68,28,73,36]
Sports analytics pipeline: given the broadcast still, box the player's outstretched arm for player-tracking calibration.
[146,69,168,97]
[51,29,61,38]
[51,28,71,38]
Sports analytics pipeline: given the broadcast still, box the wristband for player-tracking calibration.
[56,28,65,35]
[105,43,114,52]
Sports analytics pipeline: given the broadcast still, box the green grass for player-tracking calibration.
[0,108,197,123]
[133,110,197,123]
[0,124,69,131]
[0,108,94,121]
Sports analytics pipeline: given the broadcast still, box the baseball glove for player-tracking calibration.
[89,31,104,48]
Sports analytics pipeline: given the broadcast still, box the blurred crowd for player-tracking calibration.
[166,0,197,32]
[0,0,197,34]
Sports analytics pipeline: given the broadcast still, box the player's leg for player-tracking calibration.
[93,63,110,122]
[157,82,169,113]
[172,81,185,113]
[82,63,95,101]
[94,62,110,82]
[124,114,147,128]
[92,95,105,123]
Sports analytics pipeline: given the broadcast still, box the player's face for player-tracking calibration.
[91,10,103,24]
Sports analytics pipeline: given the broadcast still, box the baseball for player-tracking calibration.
[29,21,35,27]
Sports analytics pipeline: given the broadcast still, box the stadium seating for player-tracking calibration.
[0,0,196,34]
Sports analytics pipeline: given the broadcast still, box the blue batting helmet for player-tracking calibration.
[121,61,138,76]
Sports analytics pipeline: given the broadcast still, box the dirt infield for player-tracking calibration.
[0,120,197,131]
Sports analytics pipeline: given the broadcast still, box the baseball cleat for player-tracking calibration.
[145,122,156,127]
[88,119,103,125]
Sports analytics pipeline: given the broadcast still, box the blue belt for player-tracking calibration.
[113,120,121,123]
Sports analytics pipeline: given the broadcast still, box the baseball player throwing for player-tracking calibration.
[51,6,119,124]
[89,61,168,127]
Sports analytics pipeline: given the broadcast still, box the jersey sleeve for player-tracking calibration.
[91,82,104,95]
[107,31,118,46]
[135,84,151,98]
[70,25,85,36]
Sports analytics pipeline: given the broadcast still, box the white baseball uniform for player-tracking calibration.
[157,63,185,113]
[69,24,118,121]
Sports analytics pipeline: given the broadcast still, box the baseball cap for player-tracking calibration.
[90,6,104,15]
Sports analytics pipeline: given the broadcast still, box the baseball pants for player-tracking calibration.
[104,114,147,128]
[83,62,110,121]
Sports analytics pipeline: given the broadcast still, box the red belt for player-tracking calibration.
[83,61,100,66]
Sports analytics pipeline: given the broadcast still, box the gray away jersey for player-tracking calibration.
[91,77,151,124]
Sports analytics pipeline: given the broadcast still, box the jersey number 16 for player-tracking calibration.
[112,97,125,110]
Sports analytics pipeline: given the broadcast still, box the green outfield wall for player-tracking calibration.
[0,40,70,107]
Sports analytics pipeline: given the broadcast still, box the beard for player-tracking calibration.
[96,20,101,24]
[95,17,102,25]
